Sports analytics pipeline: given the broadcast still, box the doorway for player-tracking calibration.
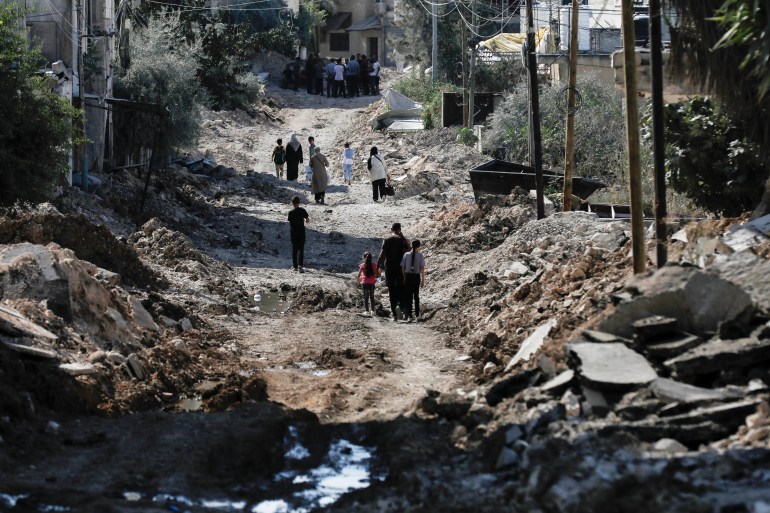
[368,37,379,59]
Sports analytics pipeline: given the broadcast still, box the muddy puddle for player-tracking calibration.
[252,292,291,314]
[1,428,382,512]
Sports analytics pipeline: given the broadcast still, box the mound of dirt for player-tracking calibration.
[0,206,166,289]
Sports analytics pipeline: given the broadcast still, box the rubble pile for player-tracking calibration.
[421,206,631,376]
[398,241,770,512]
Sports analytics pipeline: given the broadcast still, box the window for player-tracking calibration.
[330,32,350,52]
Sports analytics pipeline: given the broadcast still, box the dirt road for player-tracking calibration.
[198,85,466,424]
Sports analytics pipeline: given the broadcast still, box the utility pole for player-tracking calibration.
[76,0,88,192]
[649,0,667,267]
[467,0,477,128]
[462,20,469,128]
[526,0,545,219]
[621,0,646,274]
[432,0,439,81]
[562,0,579,211]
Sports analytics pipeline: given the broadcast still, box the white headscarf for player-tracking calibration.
[289,133,301,151]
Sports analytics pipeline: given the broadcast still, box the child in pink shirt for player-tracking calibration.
[356,251,380,316]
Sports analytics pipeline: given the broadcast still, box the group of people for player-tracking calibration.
[272,137,394,204]
[288,203,425,321]
[281,54,381,98]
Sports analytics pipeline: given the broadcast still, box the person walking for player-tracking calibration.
[306,136,316,182]
[377,223,410,321]
[333,58,345,98]
[305,54,315,94]
[288,196,310,273]
[314,58,325,96]
[310,146,330,204]
[345,55,359,98]
[356,251,380,316]
[369,56,381,95]
[285,133,303,181]
[367,146,389,202]
[341,142,354,186]
[292,56,301,92]
[271,138,286,179]
[400,240,426,321]
[325,57,335,97]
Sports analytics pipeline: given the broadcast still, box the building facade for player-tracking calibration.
[317,0,396,63]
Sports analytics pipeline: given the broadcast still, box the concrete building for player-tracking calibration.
[17,0,115,181]
[317,0,396,64]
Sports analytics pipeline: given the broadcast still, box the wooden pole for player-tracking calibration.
[462,20,469,128]
[649,0,668,267]
[526,0,545,219]
[467,0,477,129]
[562,0,579,211]
[621,0,646,274]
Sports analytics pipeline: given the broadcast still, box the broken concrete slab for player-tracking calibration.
[643,332,702,360]
[486,368,543,406]
[709,251,770,313]
[664,399,761,427]
[664,337,770,377]
[569,342,657,391]
[505,319,557,371]
[599,266,754,338]
[127,353,146,380]
[632,315,678,341]
[0,304,58,340]
[1,338,58,359]
[59,362,98,376]
[651,377,738,403]
[582,330,628,344]
[540,370,575,395]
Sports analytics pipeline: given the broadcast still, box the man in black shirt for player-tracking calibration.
[378,222,410,320]
[288,196,310,272]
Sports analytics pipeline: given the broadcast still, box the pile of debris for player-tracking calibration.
[403,238,770,512]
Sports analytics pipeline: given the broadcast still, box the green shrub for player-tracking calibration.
[647,96,768,216]
[0,4,80,205]
[114,13,207,154]
[485,73,626,180]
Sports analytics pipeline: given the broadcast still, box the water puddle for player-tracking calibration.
[174,379,224,412]
[3,428,382,512]
[252,292,291,314]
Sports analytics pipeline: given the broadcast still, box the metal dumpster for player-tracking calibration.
[469,159,606,202]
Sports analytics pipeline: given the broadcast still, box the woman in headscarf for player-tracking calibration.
[310,146,330,204]
[367,146,389,202]
[285,133,303,181]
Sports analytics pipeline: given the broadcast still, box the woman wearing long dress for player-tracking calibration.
[285,133,303,181]
[310,147,330,204]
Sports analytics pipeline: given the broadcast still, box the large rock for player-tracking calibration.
[709,251,770,313]
[569,342,657,391]
[598,265,753,338]
[0,304,57,340]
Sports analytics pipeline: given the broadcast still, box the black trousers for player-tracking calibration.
[403,273,421,318]
[333,80,345,98]
[315,77,323,95]
[291,237,305,268]
[326,74,333,97]
[346,76,358,97]
[385,268,405,318]
[314,192,325,204]
[372,178,386,201]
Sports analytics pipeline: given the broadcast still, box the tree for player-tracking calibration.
[113,13,207,155]
[0,4,80,205]
[669,0,770,216]
[394,0,462,80]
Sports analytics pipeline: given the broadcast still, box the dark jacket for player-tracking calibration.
[378,234,409,270]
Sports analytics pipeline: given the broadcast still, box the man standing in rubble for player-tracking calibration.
[378,223,410,321]
[288,196,310,273]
